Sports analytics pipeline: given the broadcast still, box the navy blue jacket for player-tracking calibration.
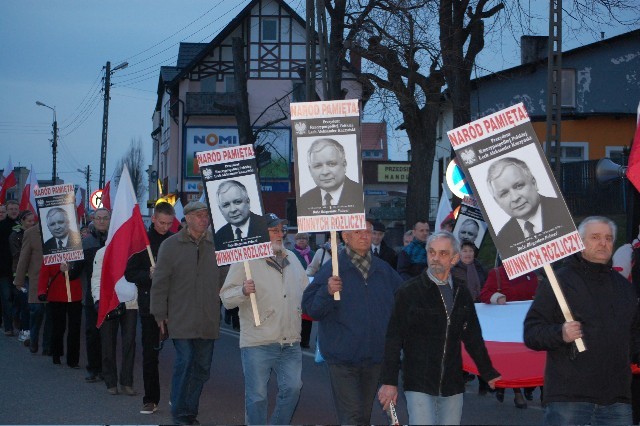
[302,250,403,365]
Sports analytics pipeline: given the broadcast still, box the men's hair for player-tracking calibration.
[307,138,346,164]
[578,216,617,244]
[404,230,413,237]
[413,219,430,230]
[460,240,479,257]
[216,180,248,203]
[46,207,69,221]
[460,218,479,231]
[486,157,535,196]
[5,199,19,207]
[427,231,461,255]
[154,201,175,217]
[94,207,110,217]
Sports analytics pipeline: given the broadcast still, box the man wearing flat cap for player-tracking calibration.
[151,201,228,425]
[370,220,397,269]
[221,212,308,425]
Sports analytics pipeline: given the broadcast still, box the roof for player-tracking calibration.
[177,43,209,69]
[361,122,387,150]
[472,28,640,86]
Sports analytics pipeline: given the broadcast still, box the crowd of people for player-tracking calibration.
[1,195,639,425]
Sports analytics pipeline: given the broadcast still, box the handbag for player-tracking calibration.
[314,337,325,364]
[105,302,126,321]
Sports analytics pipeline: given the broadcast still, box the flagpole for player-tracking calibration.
[64,271,71,303]
[146,246,155,267]
[243,262,261,326]
[330,230,340,301]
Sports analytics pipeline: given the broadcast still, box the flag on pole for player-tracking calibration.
[97,165,150,327]
[19,165,39,220]
[170,198,184,233]
[435,184,454,230]
[627,101,640,193]
[462,301,545,387]
[0,158,17,204]
[75,187,86,224]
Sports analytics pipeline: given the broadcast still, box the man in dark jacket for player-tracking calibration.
[396,219,430,280]
[124,202,174,415]
[370,220,397,269]
[82,208,110,382]
[303,220,403,424]
[378,231,500,425]
[0,200,20,335]
[524,216,640,425]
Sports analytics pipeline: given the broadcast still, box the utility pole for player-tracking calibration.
[78,165,91,212]
[99,60,128,189]
[305,0,316,101]
[545,0,562,183]
[35,101,58,184]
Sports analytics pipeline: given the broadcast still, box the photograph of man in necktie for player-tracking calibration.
[42,207,82,254]
[485,157,567,251]
[212,179,269,250]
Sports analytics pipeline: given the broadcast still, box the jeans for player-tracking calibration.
[29,303,53,352]
[16,288,29,330]
[49,301,82,366]
[241,343,303,425]
[141,313,161,404]
[171,339,215,424]
[100,308,137,388]
[544,401,632,425]
[84,301,102,374]
[405,391,464,425]
[0,276,14,332]
[327,363,382,425]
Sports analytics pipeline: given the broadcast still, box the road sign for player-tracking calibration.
[445,160,473,199]
[90,189,103,209]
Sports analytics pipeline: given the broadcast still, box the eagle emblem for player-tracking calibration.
[201,168,213,180]
[460,148,477,165]
[294,122,307,135]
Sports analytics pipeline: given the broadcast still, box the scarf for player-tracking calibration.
[294,244,311,264]
[345,246,372,280]
[403,238,427,265]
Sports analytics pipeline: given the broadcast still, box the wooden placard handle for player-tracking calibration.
[146,245,156,267]
[543,264,586,352]
[331,230,340,301]
[64,270,71,303]
[243,261,261,326]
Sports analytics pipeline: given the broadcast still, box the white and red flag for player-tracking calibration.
[170,198,184,233]
[626,101,640,193]
[0,158,17,204]
[435,184,454,231]
[19,165,39,220]
[97,165,150,327]
[462,301,545,387]
[75,187,86,223]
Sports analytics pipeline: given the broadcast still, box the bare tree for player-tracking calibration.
[114,138,146,202]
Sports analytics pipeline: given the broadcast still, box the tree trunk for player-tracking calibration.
[232,37,254,146]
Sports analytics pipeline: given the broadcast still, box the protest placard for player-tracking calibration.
[447,103,583,279]
[452,197,488,249]
[35,183,84,266]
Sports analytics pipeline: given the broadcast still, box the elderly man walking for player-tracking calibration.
[151,201,227,425]
[303,220,403,424]
[524,216,640,425]
[221,213,308,425]
[378,231,500,425]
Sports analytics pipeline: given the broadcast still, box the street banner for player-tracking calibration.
[452,196,488,249]
[447,103,583,279]
[34,183,84,265]
[462,301,545,387]
[290,99,366,233]
[197,145,271,266]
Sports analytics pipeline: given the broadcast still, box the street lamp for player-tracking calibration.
[36,101,58,184]
[99,60,129,189]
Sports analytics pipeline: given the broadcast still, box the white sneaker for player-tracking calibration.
[22,330,30,341]
[17,331,26,342]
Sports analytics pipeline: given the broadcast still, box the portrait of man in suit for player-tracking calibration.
[297,137,362,213]
[213,179,268,250]
[43,207,82,253]
[486,157,569,250]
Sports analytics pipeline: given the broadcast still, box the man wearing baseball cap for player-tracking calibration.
[151,201,227,425]
[221,212,308,425]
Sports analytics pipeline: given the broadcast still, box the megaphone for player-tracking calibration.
[596,158,628,184]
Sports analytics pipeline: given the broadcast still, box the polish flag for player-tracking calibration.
[170,198,184,233]
[435,184,453,230]
[102,180,113,210]
[19,165,39,220]
[0,158,17,204]
[462,301,545,387]
[75,187,86,224]
[627,101,640,193]
[97,165,150,328]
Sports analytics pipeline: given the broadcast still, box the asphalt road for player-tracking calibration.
[0,316,543,425]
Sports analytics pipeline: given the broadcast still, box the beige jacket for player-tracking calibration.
[14,225,43,304]
[221,249,309,348]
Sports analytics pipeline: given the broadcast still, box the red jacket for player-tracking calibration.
[479,266,537,304]
[38,262,82,303]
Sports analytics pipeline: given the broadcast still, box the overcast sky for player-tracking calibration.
[0,0,636,195]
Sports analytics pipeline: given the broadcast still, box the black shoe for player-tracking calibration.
[524,389,534,401]
[496,389,504,403]
[52,355,61,365]
[514,393,527,409]
[85,373,101,382]
[42,349,51,356]
[68,364,80,369]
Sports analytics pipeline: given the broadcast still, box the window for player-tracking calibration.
[605,146,627,165]
[201,76,216,93]
[544,141,588,167]
[262,18,278,42]
[561,69,575,108]
[225,74,235,93]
